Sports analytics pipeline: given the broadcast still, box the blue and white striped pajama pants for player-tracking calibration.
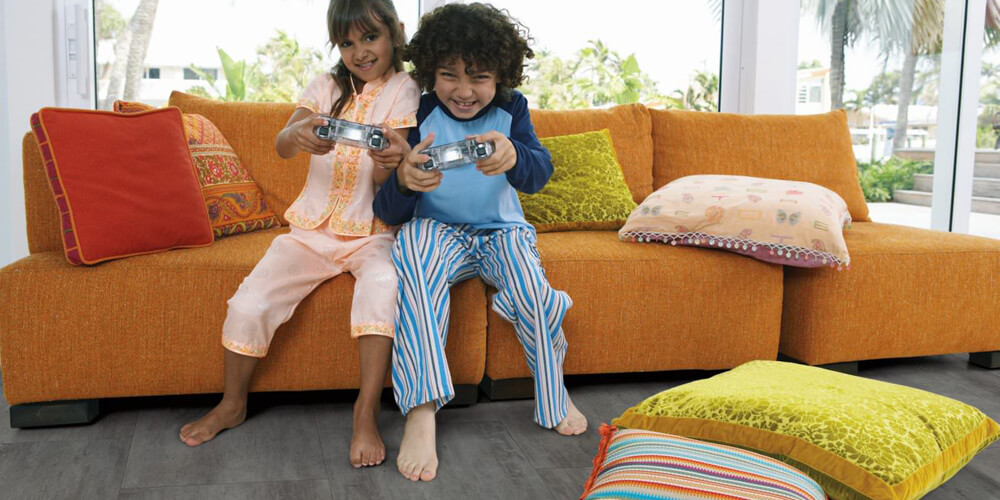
[391,217,573,428]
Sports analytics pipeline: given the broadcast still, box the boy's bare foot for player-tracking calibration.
[397,403,438,482]
[554,398,588,436]
[179,400,247,446]
[350,404,385,468]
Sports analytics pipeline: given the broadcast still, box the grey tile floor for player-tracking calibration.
[1,354,998,500]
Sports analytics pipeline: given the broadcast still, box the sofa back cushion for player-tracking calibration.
[168,91,308,225]
[531,103,653,203]
[650,109,870,222]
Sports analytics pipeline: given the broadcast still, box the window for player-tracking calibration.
[94,0,420,109]
[965,3,1000,240]
[798,0,946,232]
[182,67,216,81]
[485,1,722,111]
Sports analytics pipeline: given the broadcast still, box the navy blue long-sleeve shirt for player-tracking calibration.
[373,91,552,228]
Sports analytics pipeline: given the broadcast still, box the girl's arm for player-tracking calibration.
[368,127,413,185]
[275,108,335,159]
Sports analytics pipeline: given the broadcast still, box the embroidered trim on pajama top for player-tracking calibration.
[286,81,412,236]
[222,337,268,357]
[351,321,394,338]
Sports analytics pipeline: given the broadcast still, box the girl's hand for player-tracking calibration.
[471,131,516,176]
[397,133,443,193]
[289,113,336,156]
[368,126,410,170]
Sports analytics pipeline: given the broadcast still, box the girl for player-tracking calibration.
[180,0,419,470]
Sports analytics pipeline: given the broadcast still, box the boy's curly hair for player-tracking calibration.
[404,2,533,102]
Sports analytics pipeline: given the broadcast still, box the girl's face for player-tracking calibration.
[337,21,396,84]
[434,58,497,119]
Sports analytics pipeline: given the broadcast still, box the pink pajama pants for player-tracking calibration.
[222,225,396,357]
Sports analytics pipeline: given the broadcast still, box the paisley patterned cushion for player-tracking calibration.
[581,425,827,500]
[614,361,1000,500]
[619,175,852,269]
[114,100,279,238]
[518,129,637,232]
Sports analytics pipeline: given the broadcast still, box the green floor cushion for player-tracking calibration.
[581,424,827,500]
[613,361,1000,500]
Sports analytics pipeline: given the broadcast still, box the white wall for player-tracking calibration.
[0,1,9,268]
[721,0,800,114]
[1,1,57,266]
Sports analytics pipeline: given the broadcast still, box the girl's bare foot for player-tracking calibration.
[554,398,588,436]
[350,404,385,468]
[397,403,438,482]
[179,400,247,446]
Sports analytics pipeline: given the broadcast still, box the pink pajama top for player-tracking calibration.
[285,71,419,236]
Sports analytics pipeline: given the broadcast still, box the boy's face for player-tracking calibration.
[434,58,497,119]
[337,22,396,85]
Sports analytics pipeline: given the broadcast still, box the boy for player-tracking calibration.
[373,2,587,483]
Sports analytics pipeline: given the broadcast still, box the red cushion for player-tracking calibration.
[30,107,213,265]
[112,100,280,238]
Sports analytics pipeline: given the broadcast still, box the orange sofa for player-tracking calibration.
[2,93,998,426]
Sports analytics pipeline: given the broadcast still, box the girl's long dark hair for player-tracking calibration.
[327,0,406,118]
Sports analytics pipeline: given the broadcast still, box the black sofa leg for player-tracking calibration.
[816,361,860,375]
[447,384,479,406]
[479,376,534,400]
[778,354,859,375]
[9,399,100,428]
[969,351,1000,369]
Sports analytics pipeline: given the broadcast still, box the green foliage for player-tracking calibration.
[799,59,823,69]
[978,126,999,149]
[663,71,718,112]
[857,157,933,202]
[96,1,126,42]
[187,30,327,102]
[521,39,717,111]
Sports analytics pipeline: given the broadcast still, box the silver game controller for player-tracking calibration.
[418,139,496,171]
[314,117,387,150]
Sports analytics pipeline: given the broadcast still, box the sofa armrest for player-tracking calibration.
[22,132,62,254]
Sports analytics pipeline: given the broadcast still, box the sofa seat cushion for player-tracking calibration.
[0,227,487,405]
[781,222,1000,365]
[485,231,784,381]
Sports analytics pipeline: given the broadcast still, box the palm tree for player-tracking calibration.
[892,0,945,149]
[122,0,159,101]
[804,0,913,110]
[892,0,1000,149]
[101,0,160,108]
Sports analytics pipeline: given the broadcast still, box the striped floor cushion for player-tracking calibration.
[581,425,827,500]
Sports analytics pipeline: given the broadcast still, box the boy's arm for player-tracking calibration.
[372,127,422,225]
[503,95,553,194]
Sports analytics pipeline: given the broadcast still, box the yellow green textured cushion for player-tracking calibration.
[519,129,637,232]
[613,361,1000,500]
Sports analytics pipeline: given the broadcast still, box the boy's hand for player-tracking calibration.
[368,126,410,170]
[292,113,335,156]
[472,131,516,176]
[397,133,442,193]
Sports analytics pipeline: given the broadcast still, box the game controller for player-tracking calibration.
[314,117,387,150]
[418,139,495,171]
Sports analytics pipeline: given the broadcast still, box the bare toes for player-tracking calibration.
[420,468,437,482]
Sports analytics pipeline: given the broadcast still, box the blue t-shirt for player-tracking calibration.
[373,91,552,229]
